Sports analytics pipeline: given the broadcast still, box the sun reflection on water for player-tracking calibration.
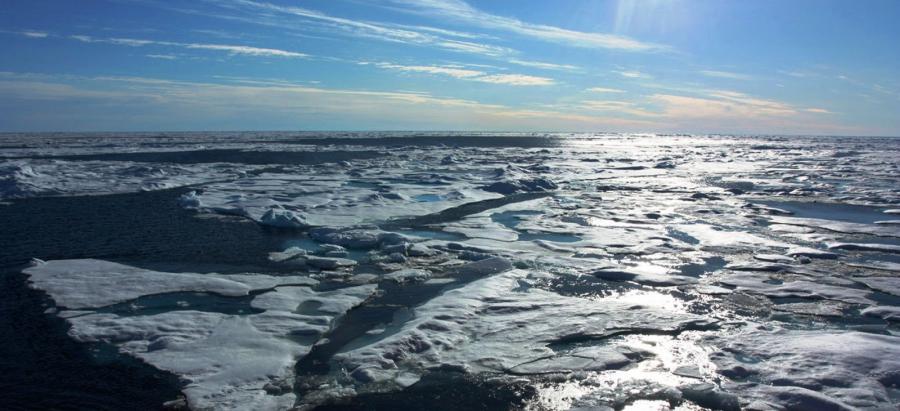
[528,331,718,410]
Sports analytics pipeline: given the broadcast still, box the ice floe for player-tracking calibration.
[25,258,375,410]
[712,328,900,410]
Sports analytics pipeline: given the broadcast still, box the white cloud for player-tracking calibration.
[214,0,511,57]
[699,70,752,80]
[473,74,555,86]
[433,39,513,57]
[21,31,49,38]
[69,35,309,58]
[376,63,485,79]
[387,0,667,52]
[617,70,646,78]
[0,72,648,131]
[779,70,809,78]
[146,54,177,60]
[375,62,554,86]
[578,100,656,117]
[508,59,579,71]
[650,91,796,120]
[181,43,306,57]
[805,108,832,114]
[587,87,625,93]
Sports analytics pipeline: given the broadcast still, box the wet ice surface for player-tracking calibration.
[3,132,900,410]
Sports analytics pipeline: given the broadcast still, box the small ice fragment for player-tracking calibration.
[384,269,431,283]
[753,254,793,263]
[786,246,838,259]
[827,242,900,253]
[305,256,357,270]
[260,208,310,229]
[861,306,900,321]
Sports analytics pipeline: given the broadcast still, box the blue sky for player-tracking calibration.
[1,0,899,135]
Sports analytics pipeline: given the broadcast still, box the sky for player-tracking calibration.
[1,0,899,135]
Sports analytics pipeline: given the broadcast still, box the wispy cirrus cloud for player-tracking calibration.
[69,35,309,58]
[587,87,626,93]
[0,71,643,131]
[617,70,647,79]
[699,70,752,80]
[21,30,49,38]
[578,100,657,117]
[644,91,856,134]
[206,0,512,57]
[386,0,667,52]
[508,59,579,71]
[0,29,50,38]
[473,74,555,86]
[374,63,485,79]
[648,91,798,121]
[373,62,555,86]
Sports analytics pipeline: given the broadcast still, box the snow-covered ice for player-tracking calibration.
[6,132,900,410]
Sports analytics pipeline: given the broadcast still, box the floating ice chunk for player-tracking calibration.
[695,285,733,295]
[678,383,740,411]
[874,220,900,225]
[725,262,790,272]
[786,246,838,259]
[407,243,436,257]
[654,161,676,169]
[713,329,900,410]
[753,254,794,263]
[309,227,385,249]
[760,386,856,411]
[305,256,357,270]
[268,247,308,263]
[861,306,900,321]
[443,217,519,242]
[507,348,632,375]
[719,274,874,304]
[0,160,240,199]
[69,312,302,411]
[24,259,252,309]
[675,224,787,248]
[480,178,557,195]
[445,256,512,278]
[251,284,376,316]
[883,209,900,215]
[827,242,900,253]
[770,216,900,238]
[216,273,318,290]
[384,269,432,283]
[747,203,793,215]
[767,224,815,233]
[852,276,900,296]
[177,190,202,208]
[845,260,900,272]
[57,281,374,411]
[593,264,697,286]
[773,301,846,317]
[334,270,706,392]
[260,208,310,229]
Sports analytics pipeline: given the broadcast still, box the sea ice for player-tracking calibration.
[24,258,374,410]
[712,329,900,409]
[331,270,709,395]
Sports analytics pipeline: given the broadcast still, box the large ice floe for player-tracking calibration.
[5,132,900,410]
[24,259,373,410]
